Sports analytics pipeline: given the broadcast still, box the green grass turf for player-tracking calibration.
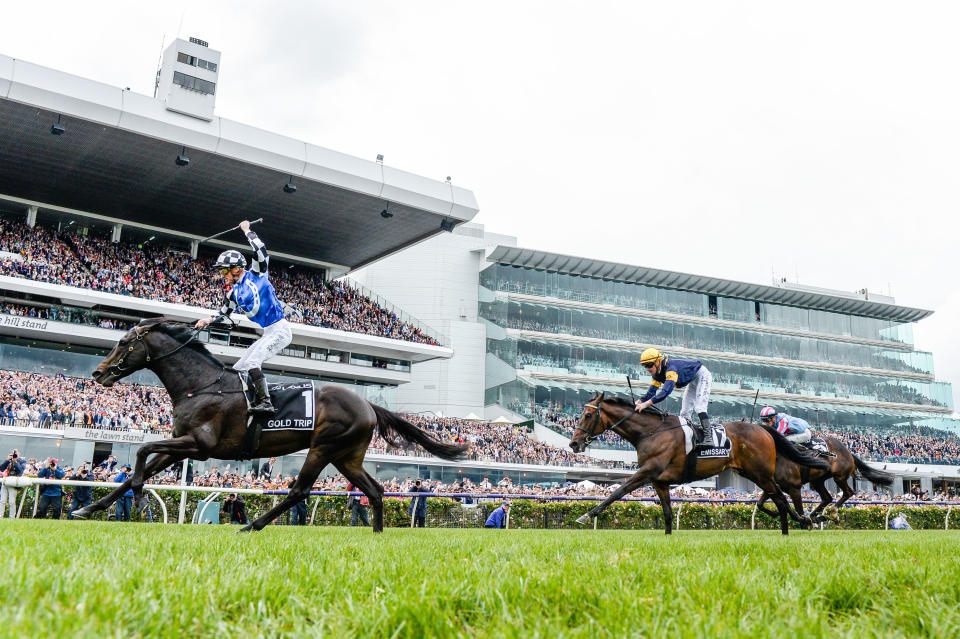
[2,521,959,638]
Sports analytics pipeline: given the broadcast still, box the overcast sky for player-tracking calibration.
[3,2,959,408]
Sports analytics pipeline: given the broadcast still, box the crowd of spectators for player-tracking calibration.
[0,217,438,345]
[0,370,172,433]
[0,301,132,330]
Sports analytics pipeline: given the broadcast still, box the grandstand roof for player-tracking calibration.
[488,246,933,322]
[0,54,479,272]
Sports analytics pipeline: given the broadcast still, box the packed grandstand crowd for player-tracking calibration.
[0,217,438,345]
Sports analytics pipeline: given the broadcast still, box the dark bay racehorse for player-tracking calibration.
[73,319,467,531]
[756,433,894,524]
[568,394,831,534]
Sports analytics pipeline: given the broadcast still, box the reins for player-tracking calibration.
[109,324,245,403]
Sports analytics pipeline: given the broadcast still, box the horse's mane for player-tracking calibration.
[138,318,225,369]
[599,395,668,417]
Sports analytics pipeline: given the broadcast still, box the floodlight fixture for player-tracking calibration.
[175,146,190,167]
[51,115,65,135]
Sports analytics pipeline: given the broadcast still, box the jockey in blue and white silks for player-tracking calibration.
[759,407,811,445]
[195,220,292,415]
[634,348,713,447]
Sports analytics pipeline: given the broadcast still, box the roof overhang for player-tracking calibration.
[488,246,933,323]
[0,54,479,270]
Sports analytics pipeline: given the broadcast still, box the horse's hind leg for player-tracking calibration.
[787,487,813,529]
[834,478,855,510]
[808,478,833,522]
[653,481,673,535]
[242,449,329,532]
[335,456,384,533]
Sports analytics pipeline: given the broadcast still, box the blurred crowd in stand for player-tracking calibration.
[0,217,438,345]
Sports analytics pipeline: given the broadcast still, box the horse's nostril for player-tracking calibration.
[91,370,101,379]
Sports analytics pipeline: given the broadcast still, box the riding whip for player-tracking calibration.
[626,375,637,404]
[199,217,263,243]
[748,389,760,422]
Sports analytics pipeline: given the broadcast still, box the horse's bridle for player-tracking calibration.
[573,401,639,447]
[107,325,203,375]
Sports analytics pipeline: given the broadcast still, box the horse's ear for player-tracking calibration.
[599,391,606,401]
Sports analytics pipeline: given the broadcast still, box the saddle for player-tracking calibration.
[237,372,316,458]
[805,436,836,458]
[679,417,731,483]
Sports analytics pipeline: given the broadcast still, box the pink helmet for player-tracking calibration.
[759,406,777,420]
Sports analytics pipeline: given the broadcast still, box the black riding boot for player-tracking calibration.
[248,368,275,415]
[693,412,711,448]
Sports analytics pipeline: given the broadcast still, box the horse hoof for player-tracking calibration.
[236,525,253,534]
[575,515,590,526]
[70,509,88,520]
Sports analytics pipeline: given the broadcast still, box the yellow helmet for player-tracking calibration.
[640,348,663,366]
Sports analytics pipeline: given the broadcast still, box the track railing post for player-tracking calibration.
[751,502,758,530]
[884,505,893,530]
[147,489,168,524]
[676,502,683,530]
[177,458,189,524]
[946,505,953,530]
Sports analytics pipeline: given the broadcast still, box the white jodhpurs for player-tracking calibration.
[0,484,18,518]
[785,430,812,445]
[232,319,293,372]
[679,366,712,422]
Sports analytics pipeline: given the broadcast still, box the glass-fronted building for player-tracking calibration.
[480,246,956,448]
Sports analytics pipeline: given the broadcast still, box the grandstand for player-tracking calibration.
[351,227,960,497]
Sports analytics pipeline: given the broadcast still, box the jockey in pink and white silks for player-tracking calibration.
[760,406,811,445]
[195,220,292,415]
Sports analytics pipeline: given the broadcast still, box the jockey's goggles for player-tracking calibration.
[642,362,657,369]
[219,267,232,275]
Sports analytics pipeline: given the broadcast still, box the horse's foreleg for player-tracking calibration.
[72,451,179,519]
[131,434,199,499]
[334,456,384,532]
[575,467,651,525]
[756,492,780,518]
[242,448,329,532]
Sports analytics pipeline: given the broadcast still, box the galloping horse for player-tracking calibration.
[568,393,831,534]
[755,433,894,524]
[72,319,467,531]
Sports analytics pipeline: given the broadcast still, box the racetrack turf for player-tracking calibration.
[2,521,957,638]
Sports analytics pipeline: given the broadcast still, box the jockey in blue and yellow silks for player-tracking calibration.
[634,348,713,447]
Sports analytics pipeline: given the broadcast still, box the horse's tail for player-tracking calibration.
[761,425,832,471]
[852,454,895,486]
[370,404,469,461]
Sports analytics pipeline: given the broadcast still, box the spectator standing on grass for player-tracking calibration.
[224,493,248,525]
[34,458,65,519]
[409,478,429,528]
[113,464,134,522]
[67,463,94,519]
[484,501,510,529]
[347,481,370,527]
[0,449,24,518]
[287,476,309,526]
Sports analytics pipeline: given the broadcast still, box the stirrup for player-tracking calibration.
[249,400,275,415]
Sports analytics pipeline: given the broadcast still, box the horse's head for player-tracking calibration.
[569,392,609,453]
[92,319,167,387]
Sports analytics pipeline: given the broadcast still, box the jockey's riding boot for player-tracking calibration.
[694,412,711,448]
[248,368,275,415]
